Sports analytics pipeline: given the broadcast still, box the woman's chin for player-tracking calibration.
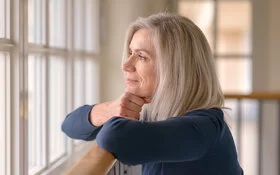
[125,87,147,98]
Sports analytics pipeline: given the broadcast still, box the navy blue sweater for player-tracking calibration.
[62,105,243,175]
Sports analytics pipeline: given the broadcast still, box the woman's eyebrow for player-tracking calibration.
[129,47,153,56]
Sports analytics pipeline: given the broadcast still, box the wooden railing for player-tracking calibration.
[224,92,280,100]
[65,92,280,175]
[65,143,116,175]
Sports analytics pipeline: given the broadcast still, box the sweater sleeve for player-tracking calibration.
[61,105,102,141]
[96,109,224,165]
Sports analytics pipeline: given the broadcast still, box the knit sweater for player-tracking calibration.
[61,105,243,175]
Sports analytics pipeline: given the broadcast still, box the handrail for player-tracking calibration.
[224,92,280,100]
[65,143,116,175]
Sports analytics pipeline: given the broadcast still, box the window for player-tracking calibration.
[85,57,100,104]
[178,0,252,93]
[0,52,10,175]
[28,0,46,44]
[28,55,46,174]
[49,0,66,48]
[0,0,100,174]
[49,57,67,162]
[74,58,85,109]
[0,0,10,39]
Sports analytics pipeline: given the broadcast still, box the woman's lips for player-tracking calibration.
[126,79,139,86]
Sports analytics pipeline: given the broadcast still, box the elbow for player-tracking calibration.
[96,118,121,153]
[96,117,138,165]
[60,115,88,140]
[61,119,77,139]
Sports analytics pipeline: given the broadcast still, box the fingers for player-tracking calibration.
[114,92,144,120]
[120,99,142,112]
[108,92,150,121]
[119,106,140,120]
[123,92,145,106]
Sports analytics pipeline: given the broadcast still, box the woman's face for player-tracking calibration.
[122,29,156,98]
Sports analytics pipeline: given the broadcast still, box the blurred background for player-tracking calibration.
[0,0,279,174]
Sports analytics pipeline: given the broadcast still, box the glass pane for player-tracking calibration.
[49,57,66,162]
[217,1,252,54]
[73,58,85,145]
[49,0,66,48]
[74,0,84,50]
[240,100,258,175]
[28,0,46,44]
[224,99,259,175]
[85,0,99,52]
[0,0,11,38]
[28,55,46,173]
[6,0,10,38]
[74,58,85,109]
[216,58,252,93]
[0,0,5,38]
[85,57,99,104]
[0,52,10,175]
[178,0,214,50]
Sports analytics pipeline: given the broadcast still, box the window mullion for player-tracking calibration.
[45,0,50,167]
[22,0,29,174]
[82,0,86,105]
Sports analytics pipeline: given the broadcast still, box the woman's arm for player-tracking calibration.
[61,92,146,141]
[96,109,224,165]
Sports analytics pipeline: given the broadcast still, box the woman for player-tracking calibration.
[62,13,243,174]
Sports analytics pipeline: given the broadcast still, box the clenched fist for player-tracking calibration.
[90,92,150,127]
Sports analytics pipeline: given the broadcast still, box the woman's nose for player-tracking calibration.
[122,57,136,72]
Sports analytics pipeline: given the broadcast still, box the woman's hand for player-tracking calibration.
[90,92,146,126]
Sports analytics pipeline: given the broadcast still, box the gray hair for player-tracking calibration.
[123,12,224,121]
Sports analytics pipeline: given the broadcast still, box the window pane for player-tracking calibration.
[6,0,10,38]
[49,0,66,48]
[178,0,214,50]
[28,55,46,174]
[49,57,66,162]
[28,0,46,44]
[85,0,99,52]
[0,0,4,38]
[224,99,259,175]
[0,0,10,38]
[240,100,259,175]
[0,52,10,175]
[217,1,251,54]
[216,58,252,93]
[74,0,84,50]
[73,58,85,145]
[85,57,99,104]
[74,58,85,109]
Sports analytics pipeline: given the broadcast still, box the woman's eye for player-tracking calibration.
[138,55,146,61]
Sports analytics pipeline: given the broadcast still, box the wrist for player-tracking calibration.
[90,102,111,127]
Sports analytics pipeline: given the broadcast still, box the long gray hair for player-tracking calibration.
[123,13,224,121]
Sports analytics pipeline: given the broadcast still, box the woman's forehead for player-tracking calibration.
[129,29,155,54]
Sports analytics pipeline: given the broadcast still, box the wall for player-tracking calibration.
[252,0,280,174]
